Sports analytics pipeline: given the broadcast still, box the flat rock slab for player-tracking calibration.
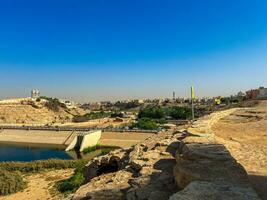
[170,181,260,200]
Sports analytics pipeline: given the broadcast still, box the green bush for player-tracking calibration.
[138,106,191,120]
[41,96,66,112]
[57,160,87,193]
[133,118,158,130]
[82,145,119,155]
[0,170,26,195]
[0,159,77,173]
[114,101,140,110]
[168,106,191,120]
[58,171,85,193]
[138,107,165,119]
[57,145,118,193]
[155,118,167,124]
[73,111,111,122]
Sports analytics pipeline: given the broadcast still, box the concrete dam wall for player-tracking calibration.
[0,129,102,152]
[0,129,75,145]
[65,130,102,152]
[0,129,153,152]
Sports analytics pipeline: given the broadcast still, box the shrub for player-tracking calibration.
[41,96,66,112]
[138,107,165,119]
[0,159,77,173]
[133,118,158,130]
[58,171,85,193]
[45,99,66,112]
[110,112,124,118]
[155,118,167,124]
[82,145,119,155]
[168,106,191,120]
[57,160,87,193]
[0,170,26,195]
[138,106,191,120]
[114,101,140,110]
[72,111,111,122]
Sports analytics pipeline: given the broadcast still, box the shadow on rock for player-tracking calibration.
[248,174,267,200]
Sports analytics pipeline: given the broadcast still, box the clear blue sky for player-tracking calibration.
[0,0,266,102]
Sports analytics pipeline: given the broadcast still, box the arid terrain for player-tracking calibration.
[0,102,85,125]
[212,100,267,199]
[99,132,154,148]
[0,101,129,128]
[0,101,266,200]
[0,169,74,200]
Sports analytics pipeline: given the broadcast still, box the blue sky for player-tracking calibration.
[0,0,266,102]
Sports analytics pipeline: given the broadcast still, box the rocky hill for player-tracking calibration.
[0,99,85,125]
[70,109,260,200]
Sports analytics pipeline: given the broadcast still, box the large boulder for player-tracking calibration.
[73,170,132,200]
[169,181,259,200]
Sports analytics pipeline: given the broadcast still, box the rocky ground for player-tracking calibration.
[1,102,264,200]
[0,101,129,128]
[70,106,261,200]
[0,101,85,125]
[212,100,267,200]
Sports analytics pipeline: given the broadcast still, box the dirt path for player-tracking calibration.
[0,169,73,200]
[212,101,267,200]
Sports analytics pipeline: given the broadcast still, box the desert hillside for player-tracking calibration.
[0,99,85,125]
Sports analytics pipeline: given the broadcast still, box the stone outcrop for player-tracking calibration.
[72,132,180,200]
[72,108,260,200]
[171,135,259,200]
[170,109,260,200]
[170,181,259,200]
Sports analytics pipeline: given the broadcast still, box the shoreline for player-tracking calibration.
[0,129,154,149]
[0,141,67,149]
[0,129,73,145]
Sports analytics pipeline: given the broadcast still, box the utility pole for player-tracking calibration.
[191,86,195,121]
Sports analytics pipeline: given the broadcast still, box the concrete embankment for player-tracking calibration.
[0,129,155,151]
[65,130,102,152]
[0,129,75,145]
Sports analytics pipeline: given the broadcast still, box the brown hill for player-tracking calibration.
[0,99,85,125]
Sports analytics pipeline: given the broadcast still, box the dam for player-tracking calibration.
[0,129,154,153]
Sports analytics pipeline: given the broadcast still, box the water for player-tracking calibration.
[0,142,74,162]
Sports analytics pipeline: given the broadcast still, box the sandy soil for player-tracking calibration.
[99,132,154,148]
[0,169,73,200]
[212,101,267,200]
[0,103,85,125]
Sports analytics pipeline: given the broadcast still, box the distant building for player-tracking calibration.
[246,89,260,99]
[59,99,77,109]
[31,89,40,99]
[246,87,267,99]
[258,87,267,99]
[237,91,245,97]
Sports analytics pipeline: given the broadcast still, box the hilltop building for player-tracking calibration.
[258,87,267,99]
[31,89,40,99]
[246,87,267,99]
[59,99,77,109]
